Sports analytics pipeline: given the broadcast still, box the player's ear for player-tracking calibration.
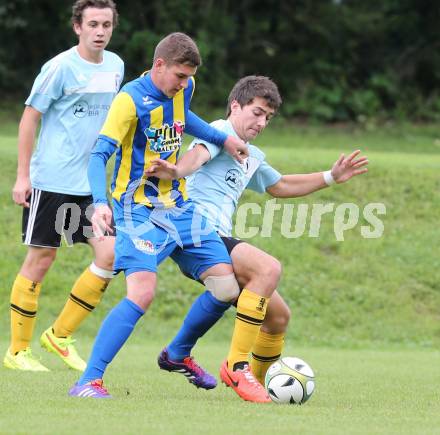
[73,22,81,37]
[230,100,241,114]
[154,58,166,72]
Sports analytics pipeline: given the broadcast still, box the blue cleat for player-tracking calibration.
[158,348,217,390]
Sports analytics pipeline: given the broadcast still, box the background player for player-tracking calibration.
[148,75,369,402]
[4,0,123,372]
[69,32,248,398]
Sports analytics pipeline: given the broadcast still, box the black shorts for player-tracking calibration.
[22,188,110,248]
[220,235,245,254]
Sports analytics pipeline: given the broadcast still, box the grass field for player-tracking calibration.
[1,341,439,435]
[0,116,439,434]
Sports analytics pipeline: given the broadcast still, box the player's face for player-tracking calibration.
[154,60,197,98]
[230,97,275,142]
[74,7,114,62]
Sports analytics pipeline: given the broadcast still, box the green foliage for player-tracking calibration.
[1,0,439,120]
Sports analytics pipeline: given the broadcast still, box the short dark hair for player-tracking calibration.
[71,0,118,27]
[153,32,201,67]
[226,76,282,117]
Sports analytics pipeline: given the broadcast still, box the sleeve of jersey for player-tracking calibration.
[88,137,118,205]
[117,61,125,90]
[188,137,221,160]
[25,61,64,113]
[99,91,137,145]
[247,161,282,193]
[185,110,228,147]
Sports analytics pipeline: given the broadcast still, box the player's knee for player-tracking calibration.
[204,273,240,302]
[93,248,114,271]
[257,257,282,289]
[278,303,291,330]
[93,255,114,273]
[24,249,57,275]
[264,302,291,333]
[129,287,155,311]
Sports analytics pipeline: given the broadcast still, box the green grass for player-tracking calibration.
[1,121,439,347]
[1,119,439,433]
[0,341,439,435]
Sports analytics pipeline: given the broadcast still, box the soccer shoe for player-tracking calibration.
[3,348,50,372]
[220,360,271,403]
[157,348,217,389]
[69,379,111,399]
[40,327,86,372]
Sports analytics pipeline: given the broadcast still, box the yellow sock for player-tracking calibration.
[52,267,109,337]
[251,330,285,385]
[227,288,269,370]
[10,274,41,354]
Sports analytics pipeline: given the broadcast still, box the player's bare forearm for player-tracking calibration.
[176,144,211,177]
[146,144,210,180]
[267,173,327,198]
[267,150,368,198]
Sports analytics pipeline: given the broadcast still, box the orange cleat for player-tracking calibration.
[220,360,271,403]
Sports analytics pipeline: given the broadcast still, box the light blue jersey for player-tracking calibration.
[187,119,282,236]
[27,46,124,195]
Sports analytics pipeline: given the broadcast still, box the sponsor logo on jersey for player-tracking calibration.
[73,101,89,118]
[73,100,110,118]
[145,121,184,152]
[225,168,241,188]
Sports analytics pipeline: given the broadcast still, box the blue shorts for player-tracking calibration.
[113,199,231,280]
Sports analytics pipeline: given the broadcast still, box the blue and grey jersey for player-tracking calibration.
[186,119,282,236]
[26,46,124,196]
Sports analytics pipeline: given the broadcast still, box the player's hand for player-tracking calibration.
[12,176,32,207]
[223,135,249,163]
[331,150,369,184]
[91,204,113,240]
[145,159,179,180]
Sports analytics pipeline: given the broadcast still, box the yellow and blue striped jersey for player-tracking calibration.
[99,72,195,208]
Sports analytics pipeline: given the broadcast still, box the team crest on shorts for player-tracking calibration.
[133,238,155,253]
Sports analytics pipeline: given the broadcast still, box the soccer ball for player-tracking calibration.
[265,357,315,404]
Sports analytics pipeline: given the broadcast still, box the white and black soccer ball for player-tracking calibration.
[265,356,315,404]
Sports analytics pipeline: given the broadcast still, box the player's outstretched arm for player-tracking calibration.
[267,150,368,198]
[146,144,211,180]
[12,106,42,207]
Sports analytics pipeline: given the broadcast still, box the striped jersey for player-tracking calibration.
[99,73,211,208]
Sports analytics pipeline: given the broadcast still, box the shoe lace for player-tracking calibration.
[20,348,44,367]
[21,348,39,361]
[57,336,76,349]
[241,365,265,390]
[183,357,204,376]
[90,380,108,394]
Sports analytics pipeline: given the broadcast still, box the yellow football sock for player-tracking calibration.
[251,330,285,385]
[10,274,41,354]
[227,288,269,370]
[52,267,109,337]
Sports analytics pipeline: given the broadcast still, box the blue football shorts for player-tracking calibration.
[112,199,231,280]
